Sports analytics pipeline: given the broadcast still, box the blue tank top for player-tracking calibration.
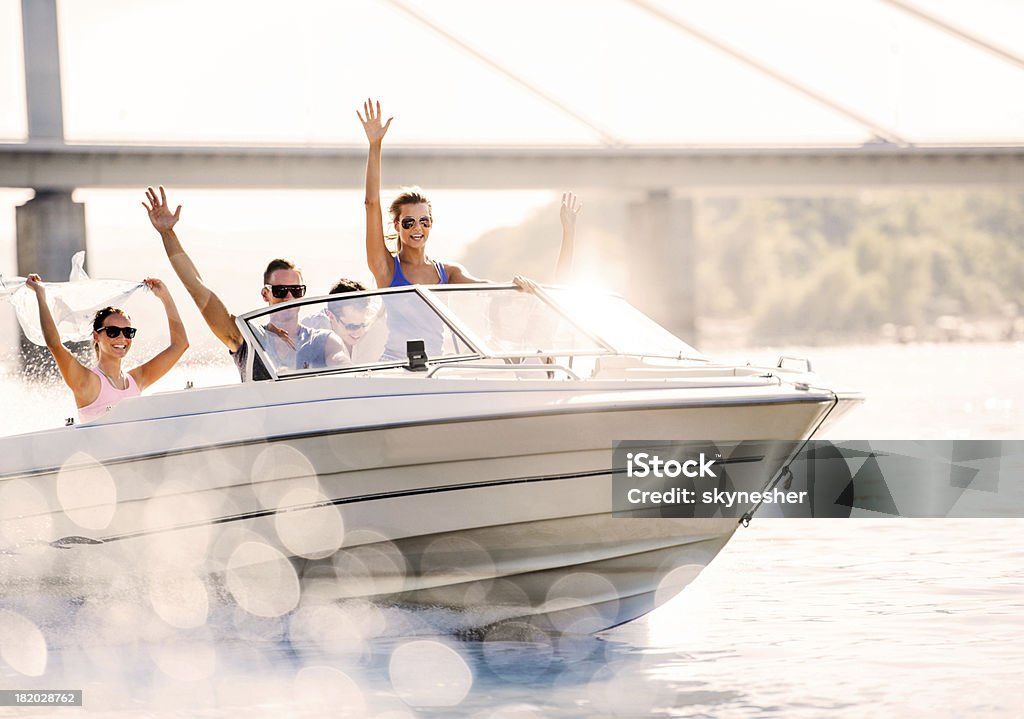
[389,255,449,286]
[382,255,449,360]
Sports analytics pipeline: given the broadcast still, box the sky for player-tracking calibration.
[4,0,1024,145]
[2,0,1023,356]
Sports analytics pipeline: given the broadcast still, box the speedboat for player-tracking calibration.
[0,284,861,634]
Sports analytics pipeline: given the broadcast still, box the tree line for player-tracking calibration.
[463,190,1024,344]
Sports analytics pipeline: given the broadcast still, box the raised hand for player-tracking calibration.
[142,277,171,301]
[142,186,182,234]
[555,192,581,284]
[25,273,46,295]
[357,99,393,146]
[512,274,539,293]
[560,192,582,231]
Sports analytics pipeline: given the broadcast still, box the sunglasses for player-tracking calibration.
[400,216,432,230]
[328,311,367,331]
[265,284,306,299]
[98,326,137,339]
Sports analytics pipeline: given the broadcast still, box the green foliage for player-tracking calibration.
[703,192,1024,342]
[458,190,1024,344]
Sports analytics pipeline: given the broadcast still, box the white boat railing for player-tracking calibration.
[424,362,582,380]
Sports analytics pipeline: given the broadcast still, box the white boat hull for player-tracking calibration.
[0,376,844,632]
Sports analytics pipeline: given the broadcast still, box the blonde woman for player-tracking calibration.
[358,99,577,359]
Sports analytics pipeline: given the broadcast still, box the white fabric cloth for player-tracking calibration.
[2,252,147,346]
[0,274,27,300]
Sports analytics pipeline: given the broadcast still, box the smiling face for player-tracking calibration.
[94,312,133,360]
[393,202,432,250]
[330,305,369,348]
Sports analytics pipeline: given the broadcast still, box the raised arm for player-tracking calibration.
[555,192,582,283]
[358,99,394,287]
[24,274,98,405]
[129,278,190,391]
[143,186,242,350]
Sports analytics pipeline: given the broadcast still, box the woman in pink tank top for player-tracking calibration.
[24,274,189,423]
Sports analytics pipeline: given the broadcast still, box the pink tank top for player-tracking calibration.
[79,367,141,422]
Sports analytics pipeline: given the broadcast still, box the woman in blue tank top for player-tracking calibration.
[359,99,484,289]
[358,99,579,360]
[359,99,488,360]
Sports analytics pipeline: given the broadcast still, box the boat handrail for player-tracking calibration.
[777,356,813,373]
[425,362,582,380]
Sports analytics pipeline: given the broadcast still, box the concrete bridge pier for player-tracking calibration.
[15,190,88,371]
[627,189,698,344]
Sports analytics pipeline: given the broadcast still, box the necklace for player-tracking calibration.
[99,368,127,390]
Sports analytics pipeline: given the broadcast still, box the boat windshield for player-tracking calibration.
[430,287,608,357]
[240,288,477,379]
[543,288,703,360]
[237,284,703,379]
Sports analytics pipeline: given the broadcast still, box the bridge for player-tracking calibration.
[5,0,1024,342]
[5,143,1024,192]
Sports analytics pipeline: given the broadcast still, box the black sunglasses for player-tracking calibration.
[99,326,137,339]
[265,284,306,299]
[400,216,432,230]
[327,310,368,331]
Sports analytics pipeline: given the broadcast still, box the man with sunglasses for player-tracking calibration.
[301,278,387,363]
[143,186,348,380]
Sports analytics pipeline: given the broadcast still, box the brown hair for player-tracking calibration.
[329,278,366,294]
[92,306,130,356]
[388,187,432,223]
[263,258,301,285]
[328,278,369,315]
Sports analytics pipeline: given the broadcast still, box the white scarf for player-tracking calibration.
[2,251,147,346]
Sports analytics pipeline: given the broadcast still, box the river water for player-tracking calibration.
[0,342,1022,717]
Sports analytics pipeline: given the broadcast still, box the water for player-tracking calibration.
[1,343,1022,717]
